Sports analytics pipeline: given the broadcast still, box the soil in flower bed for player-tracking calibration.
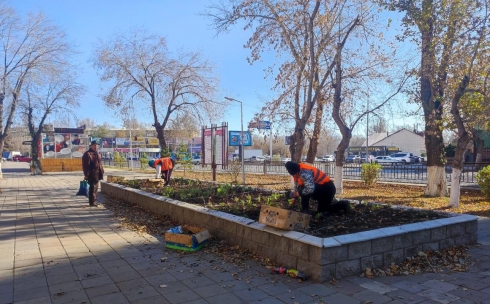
[119,177,449,238]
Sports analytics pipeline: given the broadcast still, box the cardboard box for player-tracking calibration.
[259,205,311,230]
[164,225,211,251]
[141,178,164,188]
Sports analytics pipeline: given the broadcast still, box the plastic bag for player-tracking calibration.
[76,180,89,197]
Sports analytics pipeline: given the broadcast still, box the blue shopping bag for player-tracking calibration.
[76,180,89,197]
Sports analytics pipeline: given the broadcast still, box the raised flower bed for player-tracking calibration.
[101,180,478,282]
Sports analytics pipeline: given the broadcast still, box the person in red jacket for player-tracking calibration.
[151,157,175,185]
[285,161,350,215]
[82,140,104,206]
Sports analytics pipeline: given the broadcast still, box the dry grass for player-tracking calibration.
[171,170,490,217]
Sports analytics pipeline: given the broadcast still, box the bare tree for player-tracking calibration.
[21,70,83,174]
[92,29,221,154]
[0,6,72,178]
[378,0,490,196]
[206,1,406,195]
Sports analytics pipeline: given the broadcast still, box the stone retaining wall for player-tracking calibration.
[101,182,478,282]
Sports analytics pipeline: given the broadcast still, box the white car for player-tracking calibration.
[281,157,291,164]
[322,155,335,162]
[251,156,266,162]
[374,156,401,165]
[390,152,412,164]
[192,156,201,165]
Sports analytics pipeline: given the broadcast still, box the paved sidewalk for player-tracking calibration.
[2,168,490,304]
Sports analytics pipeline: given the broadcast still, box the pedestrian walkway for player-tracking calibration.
[2,168,490,303]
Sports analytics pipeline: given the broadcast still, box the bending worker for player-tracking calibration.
[284,161,350,215]
[149,157,175,185]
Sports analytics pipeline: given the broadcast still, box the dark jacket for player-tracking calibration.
[82,148,104,182]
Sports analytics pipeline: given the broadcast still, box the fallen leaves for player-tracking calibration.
[361,245,472,278]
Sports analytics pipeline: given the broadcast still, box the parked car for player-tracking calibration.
[345,155,361,163]
[410,155,425,163]
[390,152,412,164]
[322,155,335,162]
[13,155,32,162]
[361,155,375,163]
[250,156,266,162]
[374,156,400,165]
[192,156,201,165]
[281,157,291,164]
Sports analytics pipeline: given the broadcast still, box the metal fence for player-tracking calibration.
[102,159,489,186]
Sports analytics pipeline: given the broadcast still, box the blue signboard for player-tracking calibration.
[229,131,252,146]
[258,121,271,130]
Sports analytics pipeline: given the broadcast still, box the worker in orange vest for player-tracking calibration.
[285,161,350,215]
[149,157,175,185]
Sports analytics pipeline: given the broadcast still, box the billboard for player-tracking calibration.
[229,131,252,146]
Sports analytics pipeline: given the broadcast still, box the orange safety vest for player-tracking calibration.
[293,163,330,186]
[154,157,173,171]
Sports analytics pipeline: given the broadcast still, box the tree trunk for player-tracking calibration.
[154,121,167,153]
[334,140,349,194]
[473,130,484,163]
[30,137,42,175]
[306,104,323,163]
[449,168,461,207]
[289,128,305,163]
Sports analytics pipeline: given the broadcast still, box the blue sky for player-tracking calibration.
[10,0,420,137]
[11,0,273,133]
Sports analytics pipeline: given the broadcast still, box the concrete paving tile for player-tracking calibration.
[258,281,292,296]
[14,286,50,302]
[384,288,427,304]
[332,280,367,295]
[234,287,278,302]
[13,277,48,291]
[353,289,392,303]
[109,270,143,283]
[297,283,337,297]
[131,294,171,304]
[44,265,74,276]
[46,271,79,286]
[90,291,129,304]
[417,289,460,304]
[457,277,490,291]
[201,268,236,283]
[84,283,120,298]
[0,282,13,295]
[145,272,178,286]
[249,298,284,304]
[122,285,160,301]
[116,277,150,291]
[216,280,251,293]
[162,288,202,304]
[307,292,361,304]
[51,288,89,304]
[48,280,83,295]
[193,283,229,298]
[391,280,431,293]
[78,270,113,286]
[448,287,490,303]
[359,280,399,294]
[12,296,52,304]
[181,275,214,289]
[0,292,13,304]
[14,257,43,268]
[421,279,458,293]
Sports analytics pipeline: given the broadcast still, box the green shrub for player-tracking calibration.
[476,165,490,199]
[361,162,382,187]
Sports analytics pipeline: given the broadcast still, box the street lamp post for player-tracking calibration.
[224,96,245,185]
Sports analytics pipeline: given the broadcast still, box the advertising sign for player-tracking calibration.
[229,131,252,146]
[258,121,271,130]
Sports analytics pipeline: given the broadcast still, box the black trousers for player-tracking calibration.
[88,180,99,204]
[300,180,336,212]
[161,169,173,185]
